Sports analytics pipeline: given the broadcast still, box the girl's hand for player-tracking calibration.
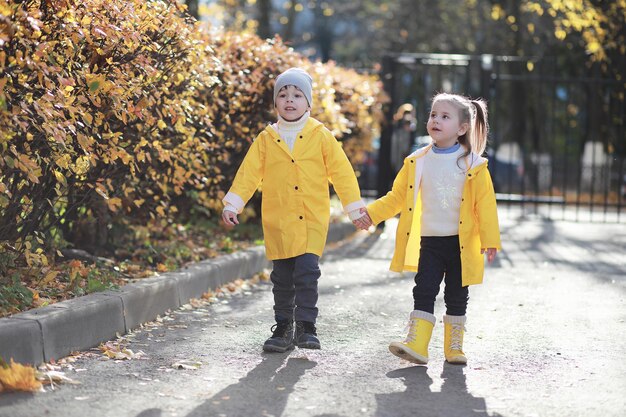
[222,209,239,226]
[481,248,497,263]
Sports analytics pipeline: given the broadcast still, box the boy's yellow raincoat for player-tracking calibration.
[223,118,363,260]
[367,145,501,286]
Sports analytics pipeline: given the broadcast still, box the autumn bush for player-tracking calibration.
[0,0,384,315]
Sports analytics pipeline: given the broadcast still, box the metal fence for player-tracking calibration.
[369,52,625,223]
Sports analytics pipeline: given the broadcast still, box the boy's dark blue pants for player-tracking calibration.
[413,235,469,316]
[270,253,321,323]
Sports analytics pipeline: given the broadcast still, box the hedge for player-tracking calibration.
[0,0,384,271]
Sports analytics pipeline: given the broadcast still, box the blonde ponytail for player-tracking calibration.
[470,99,489,155]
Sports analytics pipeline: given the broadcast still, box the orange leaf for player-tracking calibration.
[0,360,42,392]
[68,259,83,269]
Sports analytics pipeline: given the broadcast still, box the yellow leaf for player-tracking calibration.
[42,270,60,285]
[555,28,567,40]
[0,360,42,392]
[53,170,67,186]
[107,197,122,212]
[95,184,109,199]
[71,156,91,175]
[56,154,71,170]
[82,112,93,125]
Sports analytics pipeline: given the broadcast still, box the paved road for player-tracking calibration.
[1,213,625,417]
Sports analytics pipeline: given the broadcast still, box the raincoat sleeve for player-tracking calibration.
[222,135,265,213]
[475,164,502,250]
[366,162,408,225]
[322,131,364,213]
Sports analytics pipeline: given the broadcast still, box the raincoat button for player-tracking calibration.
[277,139,281,142]
[299,216,303,219]
[406,232,410,236]
[409,208,412,211]
[299,135,303,139]
[295,186,299,190]
[467,173,472,177]
[409,185,413,189]
[292,159,295,163]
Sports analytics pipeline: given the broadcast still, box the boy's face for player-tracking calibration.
[275,85,309,121]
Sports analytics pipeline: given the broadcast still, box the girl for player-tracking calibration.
[363,93,501,365]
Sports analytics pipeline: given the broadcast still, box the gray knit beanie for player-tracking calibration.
[273,67,313,107]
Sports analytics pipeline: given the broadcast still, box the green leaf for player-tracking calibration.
[88,80,101,92]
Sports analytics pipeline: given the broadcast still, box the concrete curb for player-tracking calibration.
[0,222,356,366]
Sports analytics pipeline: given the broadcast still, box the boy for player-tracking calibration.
[222,68,369,352]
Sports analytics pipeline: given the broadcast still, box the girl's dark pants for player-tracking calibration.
[270,253,321,323]
[413,235,469,316]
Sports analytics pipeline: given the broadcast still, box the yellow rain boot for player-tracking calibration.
[389,310,435,364]
[444,315,467,364]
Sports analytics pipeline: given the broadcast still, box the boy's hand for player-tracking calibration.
[222,209,239,226]
[481,248,497,263]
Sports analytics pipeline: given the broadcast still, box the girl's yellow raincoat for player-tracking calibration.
[223,117,363,260]
[367,145,501,286]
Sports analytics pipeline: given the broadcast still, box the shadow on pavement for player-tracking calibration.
[0,391,36,408]
[375,364,504,417]
[184,355,316,417]
[135,409,162,417]
[328,217,626,286]
[500,216,626,281]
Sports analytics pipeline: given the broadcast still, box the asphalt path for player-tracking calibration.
[1,213,625,417]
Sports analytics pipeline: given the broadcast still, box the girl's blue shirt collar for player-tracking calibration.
[431,142,460,154]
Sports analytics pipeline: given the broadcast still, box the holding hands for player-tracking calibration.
[224,206,374,231]
[352,207,373,231]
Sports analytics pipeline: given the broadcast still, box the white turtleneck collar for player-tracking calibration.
[272,111,310,152]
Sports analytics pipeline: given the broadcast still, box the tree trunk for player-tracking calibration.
[257,0,272,40]
[509,0,526,148]
[185,0,199,20]
[314,4,333,62]
[283,1,299,43]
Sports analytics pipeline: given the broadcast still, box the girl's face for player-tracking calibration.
[426,100,468,148]
[275,85,309,121]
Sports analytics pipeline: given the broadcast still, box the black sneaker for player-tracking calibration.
[263,321,294,353]
[295,321,321,349]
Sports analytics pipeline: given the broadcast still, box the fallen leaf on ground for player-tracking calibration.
[99,341,145,360]
[0,359,43,393]
[172,360,202,370]
[37,370,81,387]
